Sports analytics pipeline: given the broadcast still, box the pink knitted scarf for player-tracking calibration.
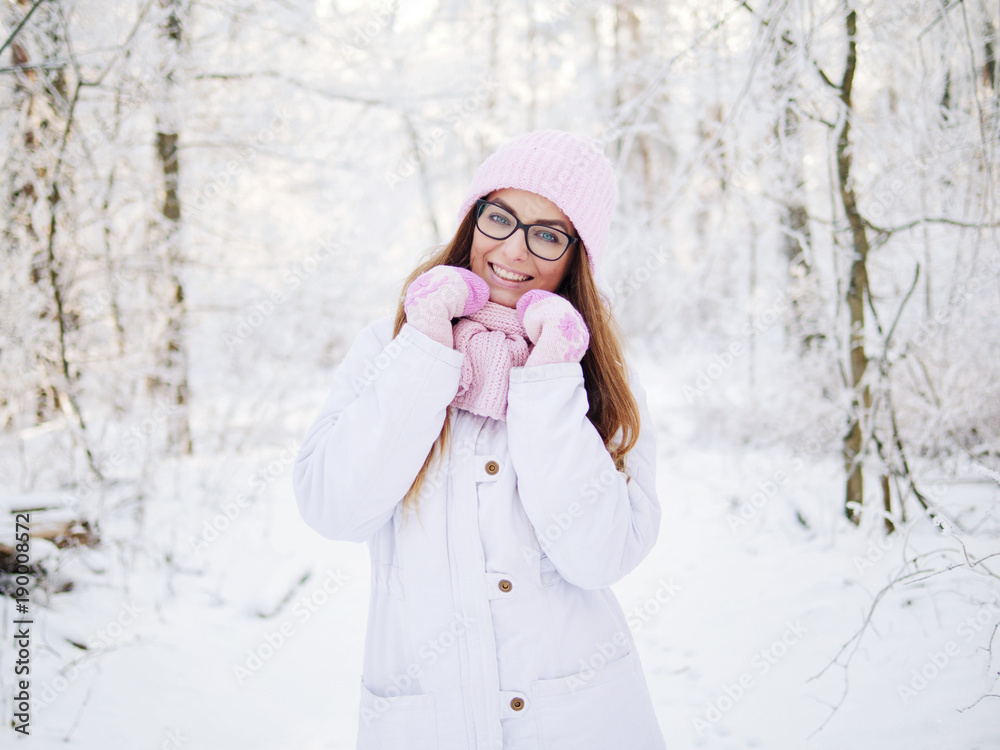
[451,301,530,421]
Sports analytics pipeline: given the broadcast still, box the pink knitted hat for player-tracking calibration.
[457,130,618,272]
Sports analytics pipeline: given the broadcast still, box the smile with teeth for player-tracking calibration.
[490,262,533,282]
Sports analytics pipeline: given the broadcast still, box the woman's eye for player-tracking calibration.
[536,230,559,243]
[489,212,512,226]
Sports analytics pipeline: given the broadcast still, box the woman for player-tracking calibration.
[294,129,666,749]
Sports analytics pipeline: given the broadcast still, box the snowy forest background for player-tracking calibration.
[1,0,999,747]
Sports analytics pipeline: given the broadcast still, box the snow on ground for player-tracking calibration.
[2,358,998,749]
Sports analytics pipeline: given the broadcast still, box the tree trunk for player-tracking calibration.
[775,31,817,351]
[2,0,103,476]
[152,0,192,454]
[835,10,871,525]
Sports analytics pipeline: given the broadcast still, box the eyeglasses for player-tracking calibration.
[474,198,579,261]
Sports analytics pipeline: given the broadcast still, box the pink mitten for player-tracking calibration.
[404,265,489,347]
[516,290,590,366]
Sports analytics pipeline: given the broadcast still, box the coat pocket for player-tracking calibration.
[357,677,438,749]
[531,651,660,750]
[374,562,405,600]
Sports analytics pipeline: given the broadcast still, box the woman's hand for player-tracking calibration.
[516,290,590,366]
[404,265,490,347]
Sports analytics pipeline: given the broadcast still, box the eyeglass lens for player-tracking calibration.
[476,202,570,261]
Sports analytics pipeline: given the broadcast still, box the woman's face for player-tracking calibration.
[469,188,576,308]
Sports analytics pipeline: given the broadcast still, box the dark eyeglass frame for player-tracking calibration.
[474,198,579,262]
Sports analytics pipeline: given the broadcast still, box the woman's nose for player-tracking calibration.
[498,227,530,262]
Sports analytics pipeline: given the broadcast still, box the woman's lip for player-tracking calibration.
[488,262,533,287]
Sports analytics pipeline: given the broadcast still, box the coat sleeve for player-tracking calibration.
[293,318,464,542]
[506,361,661,590]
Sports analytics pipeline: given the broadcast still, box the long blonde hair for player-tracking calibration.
[393,206,641,520]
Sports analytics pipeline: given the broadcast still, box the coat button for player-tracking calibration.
[498,579,512,593]
[485,460,500,475]
[510,697,524,711]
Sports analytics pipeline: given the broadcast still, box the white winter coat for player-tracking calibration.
[294,317,667,750]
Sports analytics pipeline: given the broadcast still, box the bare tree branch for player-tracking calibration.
[0,0,47,59]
